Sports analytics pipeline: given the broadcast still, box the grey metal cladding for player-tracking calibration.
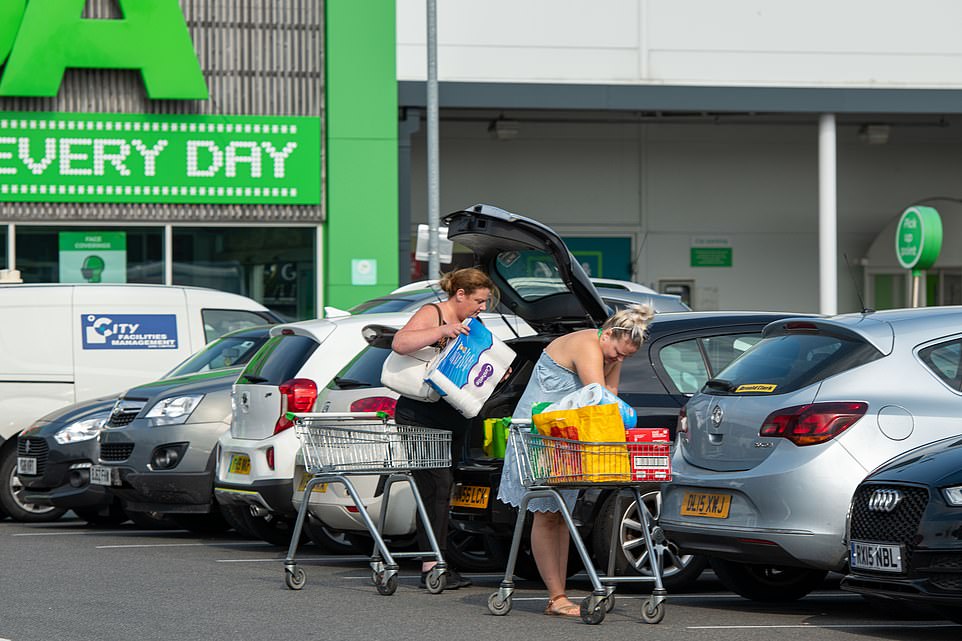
[0,0,325,223]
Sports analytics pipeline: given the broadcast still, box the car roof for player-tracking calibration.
[647,310,814,337]
[271,311,414,341]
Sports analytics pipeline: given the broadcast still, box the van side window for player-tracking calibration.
[203,309,275,342]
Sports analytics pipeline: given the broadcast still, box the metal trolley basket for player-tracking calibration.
[487,422,672,625]
[283,412,452,595]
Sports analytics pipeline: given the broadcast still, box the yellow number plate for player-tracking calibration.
[228,454,251,475]
[680,492,731,518]
[298,477,328,493]
[450,485,490,509]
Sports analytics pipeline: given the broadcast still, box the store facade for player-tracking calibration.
[0,0,399,318]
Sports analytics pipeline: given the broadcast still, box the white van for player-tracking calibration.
[0,283,278,520]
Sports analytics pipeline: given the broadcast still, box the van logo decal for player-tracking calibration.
[81,314,178,350]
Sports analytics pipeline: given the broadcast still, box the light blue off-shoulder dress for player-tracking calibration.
[497,351,582,513]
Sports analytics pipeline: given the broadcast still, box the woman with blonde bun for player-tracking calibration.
[497,304,655,616]
[392,267,496,590]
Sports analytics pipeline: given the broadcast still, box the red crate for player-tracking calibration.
[626,441,672,482]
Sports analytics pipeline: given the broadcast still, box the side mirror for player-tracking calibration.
[361,324,397,349]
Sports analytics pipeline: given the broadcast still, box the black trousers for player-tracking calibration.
[394,396,470,556]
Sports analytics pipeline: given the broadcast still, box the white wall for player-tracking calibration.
[407,118,962,313]
[398,0,962,89]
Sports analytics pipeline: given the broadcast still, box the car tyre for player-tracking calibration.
[0,446,68,522]
[446,528,512,573]
[303,516,367,553]
[591,489,709,592]
[710,558,827,602]
[233,507,306,547]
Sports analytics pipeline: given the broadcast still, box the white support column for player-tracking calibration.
[6,223,14,270]
[164,224,173,286]
[818,114,838,315]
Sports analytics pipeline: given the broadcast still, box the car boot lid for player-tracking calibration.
[444,204,608,330]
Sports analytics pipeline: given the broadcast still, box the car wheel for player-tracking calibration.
[0,447,68,522]
[303,516,368,554]
[125,509,180,530]
[234,507,306,547]
[591,489,709,592]
[219,502,259,538]
[172,506,232,534]
[73,501,129,526]
[446,528,512,573]
[710,558,827,601]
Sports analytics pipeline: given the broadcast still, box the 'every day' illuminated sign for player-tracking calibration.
[0,111,321,205]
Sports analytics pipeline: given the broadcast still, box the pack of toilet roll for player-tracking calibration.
[425,317,515,418]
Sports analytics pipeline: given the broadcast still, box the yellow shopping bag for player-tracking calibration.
[532,404,630,483]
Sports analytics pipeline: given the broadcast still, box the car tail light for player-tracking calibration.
[274,378,318,434]
[759,402,867,446]
[266,446,275,470]
[677,406,688,435]
[350,396,397,416]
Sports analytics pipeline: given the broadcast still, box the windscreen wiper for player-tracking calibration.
[333,377,369,389]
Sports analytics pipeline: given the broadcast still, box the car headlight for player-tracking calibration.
[54,416,107,445]
[942,486,962,507]
[145,395,204,426]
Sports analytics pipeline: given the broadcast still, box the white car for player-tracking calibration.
[392,277,657,295]
[213,313,413,546]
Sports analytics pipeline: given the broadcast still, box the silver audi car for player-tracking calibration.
[660,308,962,602]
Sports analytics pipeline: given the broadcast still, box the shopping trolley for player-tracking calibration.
[487,422,671,625]
[283,412,452,595]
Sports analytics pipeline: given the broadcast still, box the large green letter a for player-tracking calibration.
[0,0,208,99]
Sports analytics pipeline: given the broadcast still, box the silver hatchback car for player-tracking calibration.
[661,308,962,601]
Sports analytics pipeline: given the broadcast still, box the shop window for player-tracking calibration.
[0,226,6,268]
[173,227,315,321]
[15,226,163,284]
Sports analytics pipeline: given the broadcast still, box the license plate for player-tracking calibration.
[298,477,327,493]
[450,484,490,509]
[850,540,903,573]
[17,457,37,475]
[90,465,112,486]
[228,454,251,475]
[680,491,732,518]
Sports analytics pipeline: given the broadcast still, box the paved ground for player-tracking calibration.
[0,516,959,641]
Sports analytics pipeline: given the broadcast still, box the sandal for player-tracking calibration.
[544,594,580,617]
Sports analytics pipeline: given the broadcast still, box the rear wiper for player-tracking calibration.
[333,377,369,389]
[240,374,268,384]
[704,378,735,392]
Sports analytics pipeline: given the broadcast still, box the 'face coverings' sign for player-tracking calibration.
[59,231,127,284]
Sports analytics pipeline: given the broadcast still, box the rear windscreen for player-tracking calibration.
[328,346,391,390]
[703,333,882,395]
[237,334,318,385]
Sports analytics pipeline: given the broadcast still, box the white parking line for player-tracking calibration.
[12,529,186,536]
[216,556,368,563]
[96,543,206,549]
[689,624,959,629]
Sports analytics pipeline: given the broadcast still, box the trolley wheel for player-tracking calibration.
[605,594,616,613]
[426,568,446,594]
[375,573,398,596]
[487,592,512,616]
[370,569,382,586]
[580,596,606,625]
[641,599,665,624]
[285,566,306,591]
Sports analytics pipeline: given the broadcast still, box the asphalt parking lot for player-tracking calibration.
[0,516,959,641]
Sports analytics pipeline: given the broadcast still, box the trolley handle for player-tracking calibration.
[286,411,390,421]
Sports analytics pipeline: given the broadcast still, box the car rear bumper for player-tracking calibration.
[214,478,295,516]
[661,442,864,571]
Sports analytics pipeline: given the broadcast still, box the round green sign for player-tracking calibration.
[895,206,943,270]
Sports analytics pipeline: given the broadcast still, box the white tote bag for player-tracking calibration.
[381,346,442,402]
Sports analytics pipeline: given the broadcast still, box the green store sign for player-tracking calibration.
[895,206,942,271]
[0,0,206,100]
[0,111,321,205]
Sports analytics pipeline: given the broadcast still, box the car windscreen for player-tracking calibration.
[702,333,882,396]
[328,345,391,390]
[168,335,269,376]
[494,250,569,301]
[237,334,318,385]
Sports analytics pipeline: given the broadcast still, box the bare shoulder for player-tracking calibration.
[400,303,441,331]
[547,329,598,360]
